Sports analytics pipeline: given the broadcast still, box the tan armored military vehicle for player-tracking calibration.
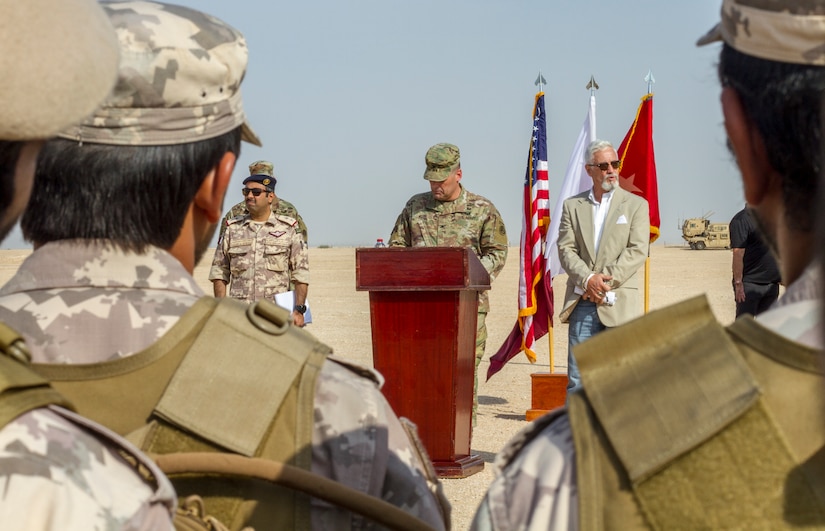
[681,214,730,250]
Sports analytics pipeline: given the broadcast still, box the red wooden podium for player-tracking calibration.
[356,247,489,478]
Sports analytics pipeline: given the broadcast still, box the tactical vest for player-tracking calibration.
[31,297,331,530]
[566,295,825,529]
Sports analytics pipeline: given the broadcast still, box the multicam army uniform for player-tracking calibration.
[389,184,508,415]
[471,264,825,530]
[0,240,448,529]
[209,211,309,304]
[0,406,176,529]
[219,197,308,243]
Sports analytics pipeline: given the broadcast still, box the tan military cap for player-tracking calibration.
[59,1,261,147]
[423,143,461,182]
[697,0,825,65]
[249,160,275,177]
[0,0,119,140]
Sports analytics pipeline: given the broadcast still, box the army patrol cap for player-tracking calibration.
[0,0,119,140]
[423,143,461,182]
[59,1,262,147]
[696,0,825,65]
[249,160,275,177]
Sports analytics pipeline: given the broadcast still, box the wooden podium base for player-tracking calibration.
[525,372,568,421]
[433,454,485,478]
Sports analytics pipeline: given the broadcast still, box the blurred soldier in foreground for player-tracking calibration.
[218,160,308,243]
[472,1,825,529]
[0,2,449,529]
[209,164,309,323]
[0,0,176,528]
[389,143,508,424]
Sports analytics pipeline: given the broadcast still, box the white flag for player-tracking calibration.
[545,93,596,277]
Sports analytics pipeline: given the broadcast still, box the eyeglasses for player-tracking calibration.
[242,187,268,197]
[587,160,622,171]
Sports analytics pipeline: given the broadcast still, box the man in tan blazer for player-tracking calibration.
[558,139,649,392]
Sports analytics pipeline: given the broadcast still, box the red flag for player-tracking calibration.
[618,94,660,242]
[487,92,554,381]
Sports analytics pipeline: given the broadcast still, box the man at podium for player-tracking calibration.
[389,142,508,423]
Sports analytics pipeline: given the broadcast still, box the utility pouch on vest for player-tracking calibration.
[0,322,71,429]
[569,295,825,530]
[33,297,329,530]
[143,297,328,530]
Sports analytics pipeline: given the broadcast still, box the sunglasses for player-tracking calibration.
[587,160,622,171]
[242,187,268,197]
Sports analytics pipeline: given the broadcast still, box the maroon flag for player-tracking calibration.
[487,92,554,380]
[618,94,660,242]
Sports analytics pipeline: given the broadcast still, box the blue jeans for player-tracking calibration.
[567,300,606,393]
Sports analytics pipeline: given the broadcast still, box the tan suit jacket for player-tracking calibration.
[557,187,649,327]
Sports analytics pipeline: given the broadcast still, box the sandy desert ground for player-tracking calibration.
[0,244,740,529]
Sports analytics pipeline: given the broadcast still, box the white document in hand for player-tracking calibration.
[274,291,312,324]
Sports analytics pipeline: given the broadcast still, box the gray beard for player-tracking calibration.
[601,179,617,193]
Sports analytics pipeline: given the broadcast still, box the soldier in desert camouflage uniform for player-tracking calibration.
[472,1,825,529]
[389,142,508,423]
[0,2,449,530]
[218,160,308,244]
[209,168,310,324]
[0,0,176,528]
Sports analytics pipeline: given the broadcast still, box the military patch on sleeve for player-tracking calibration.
[499,224,506,235]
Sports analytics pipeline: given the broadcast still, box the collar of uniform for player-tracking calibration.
[242,210,279,226]
[754,262,823,349]
[427,185,468,212]
[0,239,204,296]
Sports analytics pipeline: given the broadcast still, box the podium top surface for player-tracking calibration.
[355,247,491,291]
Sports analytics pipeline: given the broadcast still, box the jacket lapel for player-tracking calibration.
[574,194,596,263]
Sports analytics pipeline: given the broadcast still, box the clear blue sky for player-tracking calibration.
[4,0,741,249]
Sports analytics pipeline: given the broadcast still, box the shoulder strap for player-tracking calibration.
[573,295,760,482]
[570,295,825,529]
[154,297,330,458]
[153,452,437,531]
[0,322,71,429]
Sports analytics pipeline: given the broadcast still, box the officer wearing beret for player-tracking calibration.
[218,160,308,244]
[209,168,310,325]
[389,142,508,425]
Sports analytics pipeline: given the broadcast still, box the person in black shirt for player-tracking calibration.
[730,206,781,317]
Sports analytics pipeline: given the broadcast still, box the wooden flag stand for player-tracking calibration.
[525,325,567,421]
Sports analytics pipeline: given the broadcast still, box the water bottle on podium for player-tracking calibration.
[374,238,387,248]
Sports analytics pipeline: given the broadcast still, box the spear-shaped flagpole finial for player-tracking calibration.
[585,75,599,95]
[535,71,547,93]
[645,69,656,94]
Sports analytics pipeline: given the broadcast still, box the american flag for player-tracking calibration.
[487,92,554,379]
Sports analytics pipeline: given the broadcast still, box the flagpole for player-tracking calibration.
[534,71,553,371]
[643,70,655,314]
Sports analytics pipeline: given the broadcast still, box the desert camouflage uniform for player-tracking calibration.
[209,211,309,304]
[470,264,823,530]
[390,185,508,416]
[0,240,448,529]
[0,405,176,530]
[219,197,307,243]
